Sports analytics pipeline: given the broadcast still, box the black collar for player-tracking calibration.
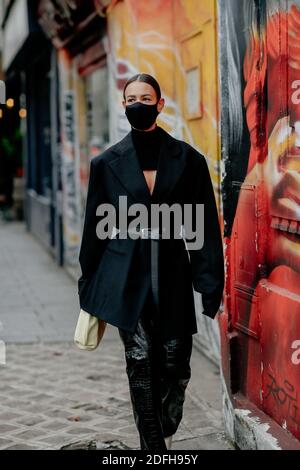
[107,127,186,206]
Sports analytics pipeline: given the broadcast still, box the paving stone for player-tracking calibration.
[0,438,15,449]
[172,433,233,451]
[38,434,81,446]
[5,443,41,450]
[40,420,71,431]
[16,415,46,427]
[65,414,94,423]
[22,405,50,413]
[4,400,31,409]
[14,429,48,440]
[0,412,23,421]
[0,424,19,433]
[65,427,99,435]
[43,409,75,419]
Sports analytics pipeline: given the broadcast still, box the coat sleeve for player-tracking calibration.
[78,158,109,286]
[188,153,225,319]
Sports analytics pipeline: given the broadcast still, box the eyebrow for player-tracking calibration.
[126,94,153,98]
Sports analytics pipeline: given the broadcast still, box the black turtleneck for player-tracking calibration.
[131,125,163,170]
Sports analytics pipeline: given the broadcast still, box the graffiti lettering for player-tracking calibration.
[291,80,300,104]
[265,374,300,427]
[291,340,300,365]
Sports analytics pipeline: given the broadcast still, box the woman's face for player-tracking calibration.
[122,81,164,111]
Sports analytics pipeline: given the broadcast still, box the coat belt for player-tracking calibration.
[110,225,186,240]
[110,225,187,328]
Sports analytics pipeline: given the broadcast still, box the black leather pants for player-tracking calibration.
[118,289,193,451]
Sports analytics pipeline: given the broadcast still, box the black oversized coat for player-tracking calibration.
[77,126,224,340]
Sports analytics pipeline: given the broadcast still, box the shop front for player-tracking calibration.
[1,0,50,226]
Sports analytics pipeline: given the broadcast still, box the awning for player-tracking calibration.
[77,39,107,76]
[2,0,50,72]
[37,0,105,52]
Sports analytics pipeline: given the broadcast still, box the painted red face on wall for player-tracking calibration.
[242,6,300,274]
[232,4,300,439]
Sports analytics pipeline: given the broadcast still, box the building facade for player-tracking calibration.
[1,0,300,449]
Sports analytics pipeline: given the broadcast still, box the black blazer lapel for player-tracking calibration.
[107,126,186,206]
[151,129,185,203]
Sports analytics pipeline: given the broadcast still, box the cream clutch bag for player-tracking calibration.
[74,308,106,351]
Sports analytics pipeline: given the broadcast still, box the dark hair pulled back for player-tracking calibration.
[123,73,161,101]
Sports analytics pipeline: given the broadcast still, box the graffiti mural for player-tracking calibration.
[58,50,83,267]
[221,0,300,440]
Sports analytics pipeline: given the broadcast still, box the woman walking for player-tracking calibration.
[78,73,224,451]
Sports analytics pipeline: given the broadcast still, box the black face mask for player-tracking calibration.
[125,101,160,130]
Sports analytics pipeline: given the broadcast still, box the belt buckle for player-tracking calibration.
[141,227,160,239]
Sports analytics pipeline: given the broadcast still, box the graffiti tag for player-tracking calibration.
[265,373,300,427]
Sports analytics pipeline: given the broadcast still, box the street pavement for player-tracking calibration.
[0,221,234,450]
